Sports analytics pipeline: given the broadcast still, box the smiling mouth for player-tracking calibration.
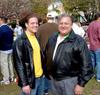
[60,28,66,31]
[32,27,37,29]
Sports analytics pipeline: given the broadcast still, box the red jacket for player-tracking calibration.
[87,21,100,51]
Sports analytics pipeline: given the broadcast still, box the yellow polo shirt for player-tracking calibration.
[26,31,43,78]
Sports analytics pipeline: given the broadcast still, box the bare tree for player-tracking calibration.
[30,0,52,17]
[0,0,32,19]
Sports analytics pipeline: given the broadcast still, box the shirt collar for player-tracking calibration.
[0,23,7,27]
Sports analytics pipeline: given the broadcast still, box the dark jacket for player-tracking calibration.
[0,24,13,50]
[45,31,93,87]
[13,32,45,89]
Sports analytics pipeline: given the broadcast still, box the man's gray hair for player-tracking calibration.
[57,13,73,23]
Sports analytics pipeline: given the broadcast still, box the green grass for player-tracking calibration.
[0,77,100,95]
[84,78,100,95]
[0,82,20,95]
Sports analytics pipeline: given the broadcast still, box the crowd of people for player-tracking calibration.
[0,12,100,95]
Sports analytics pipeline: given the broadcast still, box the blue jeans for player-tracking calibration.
[21,76,44,95]
[44,76,51,93]
[91,49,100,80]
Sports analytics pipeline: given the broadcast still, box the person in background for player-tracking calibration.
[0,16,14,85]
[45,13,93,95]
[72,16,86,38]
[13,13,45,95]
[87,12,100,82]
[37,13,59,95]
[37,14,58,52]
[14,24,23,40]
[72,22,85,38]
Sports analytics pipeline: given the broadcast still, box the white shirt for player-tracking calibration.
[53,34,66,60]
[0,50,12,54]
[72,23,85,37]
[14,25,23,36]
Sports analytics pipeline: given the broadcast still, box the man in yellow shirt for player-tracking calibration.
[13,13,45,95]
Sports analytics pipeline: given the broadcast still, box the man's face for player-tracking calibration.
[26,17,39,33]
[58,17,72,36]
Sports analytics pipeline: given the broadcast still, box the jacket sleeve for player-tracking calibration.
[77,38,93,87]
[13,39,29,87]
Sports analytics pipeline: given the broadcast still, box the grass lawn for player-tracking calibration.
[84,78,100,95]
[0,77,100,95]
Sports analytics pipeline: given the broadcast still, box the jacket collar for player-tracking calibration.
[54,30,77,43]
[21,31,32,49]
[22,31,39,41]
[21,31,41,49]
[64,30,77,42]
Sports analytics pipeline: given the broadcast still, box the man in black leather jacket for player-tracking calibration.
[45,14,93,95]
[13,13,45,95]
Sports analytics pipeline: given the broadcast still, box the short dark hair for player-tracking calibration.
[57,13,73,23]
[0,16,8,23]
[19,12,38,30]
[94,12,100,20]
[24,12,38,23]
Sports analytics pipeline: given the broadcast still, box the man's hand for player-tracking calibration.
[74,84,84,95]
[22,85,31,95]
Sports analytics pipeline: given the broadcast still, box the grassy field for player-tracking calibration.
[0,77,100,95]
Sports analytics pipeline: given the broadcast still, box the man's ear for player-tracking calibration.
[25,23,28,28]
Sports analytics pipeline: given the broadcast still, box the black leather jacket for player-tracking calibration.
[13,32,45,88]
[45,31,93,87]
